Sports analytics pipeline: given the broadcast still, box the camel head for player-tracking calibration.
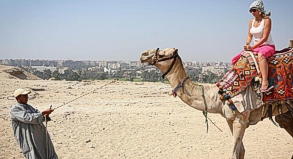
[140,48,179,71]
[140,48,181,77]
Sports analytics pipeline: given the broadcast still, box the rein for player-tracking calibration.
[199,85,209,133]
[161,54,178,79]
[44,80,117,158]
[53,80,116,110]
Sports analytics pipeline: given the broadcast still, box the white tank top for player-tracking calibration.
[250,19,274,45]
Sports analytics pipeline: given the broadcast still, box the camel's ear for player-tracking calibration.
[174,48,178,54]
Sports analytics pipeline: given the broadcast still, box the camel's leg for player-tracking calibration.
[227,119,245,159]
[275,111,293,137]
[228,113,249,159]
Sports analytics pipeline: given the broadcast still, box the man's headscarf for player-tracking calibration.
[249,0,270,16]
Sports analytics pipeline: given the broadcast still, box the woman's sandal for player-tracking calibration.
[260,86,274,93]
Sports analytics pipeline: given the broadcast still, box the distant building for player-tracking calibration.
[31,66,57,72]
[98,61,108,67]
[201,65,227,74]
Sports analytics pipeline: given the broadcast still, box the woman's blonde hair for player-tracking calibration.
[261,11,271,19]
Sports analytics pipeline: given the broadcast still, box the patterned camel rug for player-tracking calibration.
[217,48,293,115]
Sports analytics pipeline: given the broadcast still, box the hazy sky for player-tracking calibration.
[1,0,292,62]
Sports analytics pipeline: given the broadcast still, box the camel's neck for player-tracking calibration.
[163,60,222,113]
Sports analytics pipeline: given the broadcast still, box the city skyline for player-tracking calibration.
[1,0,292,62]
[0,58,232,63]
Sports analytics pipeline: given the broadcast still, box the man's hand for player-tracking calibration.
[42,108,54,116]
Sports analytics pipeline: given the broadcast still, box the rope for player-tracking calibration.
[199,85,209,133]
[207,116,223,132]
[44,80,116,159]
[54,80,116,110]
[200,85,223,132]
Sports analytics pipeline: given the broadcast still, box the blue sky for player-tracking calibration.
[0,0,292,62]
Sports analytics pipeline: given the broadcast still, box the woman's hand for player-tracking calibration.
[244,45,253,51]
[243,45,248,50]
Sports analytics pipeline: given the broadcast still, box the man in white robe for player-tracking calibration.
[10,89,58,159]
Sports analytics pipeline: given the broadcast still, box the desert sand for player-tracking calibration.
[0,65,292,159]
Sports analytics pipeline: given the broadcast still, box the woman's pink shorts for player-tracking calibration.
[232,45,275,65]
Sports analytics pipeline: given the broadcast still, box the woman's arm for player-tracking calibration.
[245,19,253,45]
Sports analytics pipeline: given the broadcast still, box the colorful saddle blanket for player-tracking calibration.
[264,48,293,103]
[217,47,293,105]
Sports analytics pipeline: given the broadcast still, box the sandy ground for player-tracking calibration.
[0,78,292,159]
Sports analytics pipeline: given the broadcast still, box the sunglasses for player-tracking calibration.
[249,9,257,13]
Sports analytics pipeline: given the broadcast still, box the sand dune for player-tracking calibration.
[0,66,292,159]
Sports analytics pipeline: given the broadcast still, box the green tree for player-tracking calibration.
[142,71,150,82]
[52,70,60,80]
[59,69,80,81]
[150,70,158,82]
[33,70,45,79]
[67,71,80,81]
[207,72,217,83]
[43,69,52,80]
[127,70,136,82]
[71,72,80,81]
[96,73,106,80]
[202,74,208,83]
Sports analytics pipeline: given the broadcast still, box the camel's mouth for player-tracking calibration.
[140,54,153,63]
[140,50,156,64]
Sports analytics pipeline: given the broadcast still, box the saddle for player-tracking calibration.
[216,47,293,116]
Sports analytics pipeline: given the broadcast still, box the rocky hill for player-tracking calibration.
[0,65,40,80]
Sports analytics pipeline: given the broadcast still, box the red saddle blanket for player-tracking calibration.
[217,47,293,104]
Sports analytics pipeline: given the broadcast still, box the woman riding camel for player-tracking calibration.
[232,0,275,92]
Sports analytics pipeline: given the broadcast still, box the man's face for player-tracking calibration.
[17,94,28,104]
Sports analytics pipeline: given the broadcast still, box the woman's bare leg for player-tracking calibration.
[258,53,269,89]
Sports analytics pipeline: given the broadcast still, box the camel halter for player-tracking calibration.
[150,48,179,78]
[148,48,190,98]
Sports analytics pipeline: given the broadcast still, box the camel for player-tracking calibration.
[140,48,293,159]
